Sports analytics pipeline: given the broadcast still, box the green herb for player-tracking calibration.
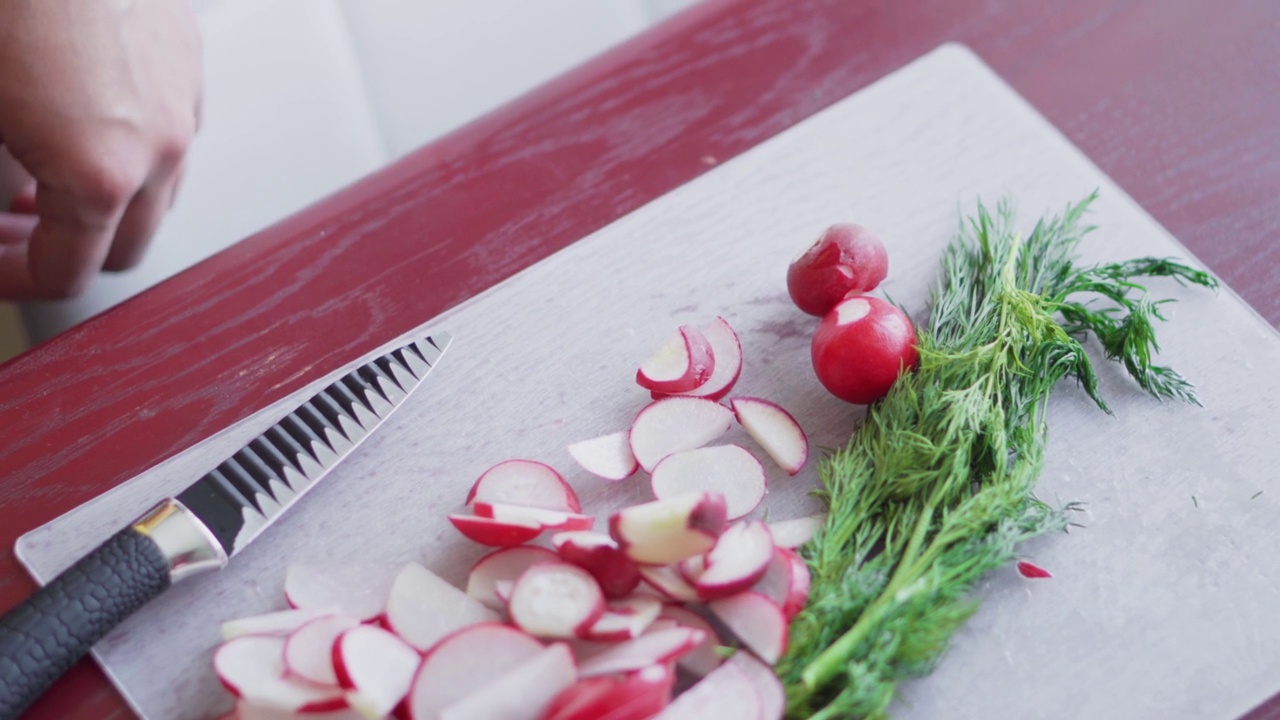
[777,193,1217,719]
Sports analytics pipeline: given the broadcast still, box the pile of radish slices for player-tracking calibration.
[215,316,826,719]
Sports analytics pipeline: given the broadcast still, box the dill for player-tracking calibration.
[777,193,1217,719]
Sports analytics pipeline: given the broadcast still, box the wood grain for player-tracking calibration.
[0,1,1276,717]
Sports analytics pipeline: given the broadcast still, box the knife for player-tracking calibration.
[0,332,452,719]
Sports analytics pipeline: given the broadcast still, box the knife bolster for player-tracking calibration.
[131,499,227,583]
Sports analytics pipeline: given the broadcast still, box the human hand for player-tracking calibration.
[0,0,203,299]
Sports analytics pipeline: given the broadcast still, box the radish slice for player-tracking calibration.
[283,614,361,685]
[578,626,706,678]
[284,564,399,621]
[581,595,663,641]
[466,546,558,609]
[465,459,581,513]
[407,623,545,720]
[664,317,743,401]
[508,562,606,639]
[566,431,638,481]
[708,592,789,664]
[233,701,364,720]
[448,514,543,547]
[437,643,577,720]
[767,514,825,549]
[729,398,809,475]
[222,608,330,640]
[683,520,774,601]
[754,547,811,620]
[636,325,715,394]
[384,562,500,651]
[493,580,515,604]
[656,605,723,677]
[331,626,421,718]
[628,398,734,472]
[637,565,700,603]
[552,531,642,599]
[215,635,348,713]
[471,502,595,531]
[650,445,766,521]
[651,656,763,720]
[543,663,675,720]
[610,492,728,565]
[726,652,785,720]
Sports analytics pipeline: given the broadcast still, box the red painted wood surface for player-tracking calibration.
[1,1,1276,717]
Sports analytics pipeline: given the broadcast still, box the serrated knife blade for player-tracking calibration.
[0,332,452,719]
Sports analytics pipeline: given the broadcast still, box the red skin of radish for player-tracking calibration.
[542,664,675,720]
[811,295,919,404]
[554,533,643,599]
[787,223,889,316]
[448,514,543,547]
[1017,560,1053,579]
[636,325,715,394]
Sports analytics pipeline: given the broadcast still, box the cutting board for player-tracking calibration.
[17,44,1280,720]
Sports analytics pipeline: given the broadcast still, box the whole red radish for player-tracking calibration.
[811,295,918,404]
[787,224,889,316]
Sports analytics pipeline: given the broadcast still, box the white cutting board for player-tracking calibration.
[17,44,1280,720]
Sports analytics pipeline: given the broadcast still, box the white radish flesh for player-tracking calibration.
[552,531,642,599]
[466,546,558,610]
[448,514,543,547]
[221,608,329,640]
[609,492,728,565]
[628,397,734,472]
[437,643,577,720]
[656,605,723,677]
[471,501,595,531]
[651,659,763,720]
[708,591,789,664]
[282,614,360,686]
[214,635,348,713]
[542,663,674,720]
[232,701,363,720]
[581,595,663,641]
[465,459,581,513]
[384,562,500,651]
[577,626,705,678]
[508,562,606,639]
[566,431,639,481]
[284,564,399,621]
[684,520,775,600]
[407,622,544,720]
[730,397,809,475]
[754,547,811,620]
[635,325,715,394]
[726,652,786,720]
[332,626,421,718]
[767,514,825,549]
[649,445,766,521]
[637,565,700,603]
[665,316,743,401]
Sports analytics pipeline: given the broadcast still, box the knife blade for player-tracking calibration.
[0,332,452,719]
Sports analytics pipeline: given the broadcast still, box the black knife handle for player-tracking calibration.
[0,528,170,720]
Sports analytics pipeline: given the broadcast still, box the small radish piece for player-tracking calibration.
[283,614,361,685]
[233,701,364,720]
[726,652,785,720]
[471,501,595,531]
[508,561,606,639]
[581,595,663,641]
[552,531,642,599]
[407,622,544,719]
[637,565,700,603]
[635,325,715,394]
[755,547,811,620]
[811,295,919,405]
[656,605,723,677]
[331,626,421,718]
[437,643,577,720]
[543,663,675,720]
[448,514,543,547]
[767,514,825,549]
[465,459,581,513]
[651,658,764,720]
[284,564,399,621]
[610,492,728,565]
[384,562,500,651]
[787,223,889,316]
[729,398,809,475]
[650,445,766,521]
[221,607,330,640]
[466,546,558,609]
[566,431,638,481]
[628,397,734,472]
[708,592,789,664]
[215,635,348,713]
[578,626,705,678]
[664,317,743,401]
[683,520,774,601]
[1017,560,1053,579]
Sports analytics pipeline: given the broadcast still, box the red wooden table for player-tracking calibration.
[1,1,1277,717]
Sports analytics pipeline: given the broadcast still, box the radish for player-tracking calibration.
[221,608,330,640]
[729,398,809,475]
[766,514,825,549]
[284,564,399,621]
[628,397,734,472]
[436,643,577,720]
[637,565,700,603]
[786,223,889,316]
[508,561,606,639]
[755,547,811,620]
[232,701,364,720]
[331,626,421,718]
[725,653,785,720]
[283,614,361,686]
[649,445,766,521]
[566,431,638,481]
[577,626,706,678]
[384,562,500,651]
[406,623,544,719]
[542,664,675,720]
[708,592,789,664]
[651,659,764,720]
[466,546,558,609]
[682,520,774,601]
[465,459,581,513]
[552,531,642,599]
[214,635,348,713]
[609,492,728,565]
[448,514,543,547]
[811,295,919,405]
[662,317,743,401]
[471,501,595,531]
[581,595,663,641]
[635,325,715,394]
[656,605,723,677]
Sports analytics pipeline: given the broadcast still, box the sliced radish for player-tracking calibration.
[436,643,577,720]
[578,626,705,678]
[581,595,663,641]
[493,580,515,604]
[650,445,766,521]
[683,520,774,601]
[465,459,581,513]
[767,514,825,549]
[331,626,421,718]
[221,608,330,640]
[215,635,348,713]
[729,397,809,475]
[407,623,544,720]
[656,605,723,677]
[284,564,399,622]
[628,398,734,472]
[637,565,700,603]
[726,652,785,720]
[651,656,763,720]
[543,663,675,720]
[384,562,500,651]
[466,546,558,610]
[708,592,789,664]
[283,614,361,686]
[635,325,715,394]
[755,547,811,620]
[508,562,606,639]
[471,502,595,531]
[552,531,642,599]
[664,317,743,401]
[232,701,364,720]
[566,431,639,481]
[448,514,543,547]
[610,492,728,565]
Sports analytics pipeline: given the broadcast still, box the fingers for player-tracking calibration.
[25,181,122,298]
[0,246,44,300]
[0,213,35,244]
[103,178,169,271]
